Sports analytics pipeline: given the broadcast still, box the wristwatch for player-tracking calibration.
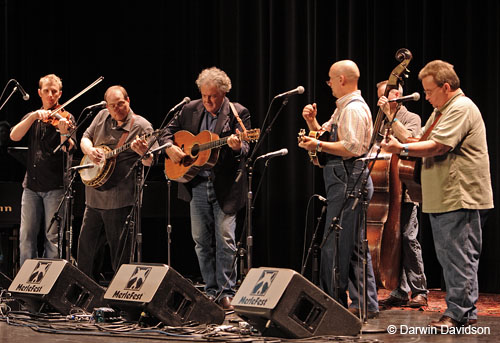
[316,140,323,153]
[400,144,409,157]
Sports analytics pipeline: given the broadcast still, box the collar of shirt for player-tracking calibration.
[201,105,222,131]
[109,109,134,131]
[335,90,362,110]
[437,89,464,114]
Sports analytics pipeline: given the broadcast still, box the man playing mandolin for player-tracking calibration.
[298,60,379,318]
[10,74,76,267]
[77,85,154,281]
[160,67,251,311]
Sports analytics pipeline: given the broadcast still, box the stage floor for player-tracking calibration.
[1,306,498,343]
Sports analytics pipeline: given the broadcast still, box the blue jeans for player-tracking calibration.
[190,180,237,298]
[391,202,428,300]
[19,187,64,266]
[321,158,378,312]
[429,209,482,322]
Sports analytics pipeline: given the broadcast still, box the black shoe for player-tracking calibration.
[378,295,408,309]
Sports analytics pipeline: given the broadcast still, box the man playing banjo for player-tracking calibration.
[77,85,155,281]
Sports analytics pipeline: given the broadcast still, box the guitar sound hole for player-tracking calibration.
[191,144,199,157]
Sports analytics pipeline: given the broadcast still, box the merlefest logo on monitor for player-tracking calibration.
[15,261,52,293]
[111,266,152,301]
[238,270,278,307]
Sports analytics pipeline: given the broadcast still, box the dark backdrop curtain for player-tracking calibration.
[1,0,499,292]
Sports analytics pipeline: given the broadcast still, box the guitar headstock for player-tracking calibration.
[242,128,260,142]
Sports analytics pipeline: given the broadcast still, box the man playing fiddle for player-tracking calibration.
[10,74,76,267]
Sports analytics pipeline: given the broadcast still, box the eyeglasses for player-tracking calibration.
[423,85,442,96]
[107,100,127,109]
[326,74,342,87]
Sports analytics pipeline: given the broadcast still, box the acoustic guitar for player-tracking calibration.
[164,128,260,183]
[79,129,161,188]
[297,128,330,167]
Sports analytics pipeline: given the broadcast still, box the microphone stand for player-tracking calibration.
[300,199,327,286]
[0,82,19,112]
[122,105,182,265]
[240,96,291,274]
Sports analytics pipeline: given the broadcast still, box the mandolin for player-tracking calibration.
[297,128,330,167]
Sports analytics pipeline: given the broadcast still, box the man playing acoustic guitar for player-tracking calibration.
[160,67,251,311]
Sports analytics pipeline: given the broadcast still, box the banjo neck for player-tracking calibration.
[103,129,160,160]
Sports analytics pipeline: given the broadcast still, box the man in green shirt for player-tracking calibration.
[382,60,493,330]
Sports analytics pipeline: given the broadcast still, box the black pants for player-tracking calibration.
[77,206,132,281]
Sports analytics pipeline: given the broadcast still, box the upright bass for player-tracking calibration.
[366,49,412,290]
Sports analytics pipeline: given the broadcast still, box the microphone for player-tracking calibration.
[85,101,107,111]
[14,80,29,100]
[148,142,173,156]
[314,194,327,203]
[70,163,94,171]
[275,86,305,98]
[169,97,191,113]
[388,92,420,103]
[256,148,288,161]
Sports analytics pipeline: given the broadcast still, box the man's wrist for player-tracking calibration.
[400,143,409,157]
[316,140,323,153]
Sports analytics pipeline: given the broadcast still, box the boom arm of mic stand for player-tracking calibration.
[53,106,97,154]
[0,84,18,112]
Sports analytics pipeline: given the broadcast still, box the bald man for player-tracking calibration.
[299,60,379,318]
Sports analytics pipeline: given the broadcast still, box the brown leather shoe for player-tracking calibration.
[218,296,234,311]
[407,294,428,308]
[378,295,408,309]
[429,315,469,331]
[348,307,379,319]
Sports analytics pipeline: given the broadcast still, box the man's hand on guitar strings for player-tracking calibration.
[298,135,318,152]
[227,128,242,151]
[165,144,186,164]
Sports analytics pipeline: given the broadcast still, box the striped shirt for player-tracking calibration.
[321,90,373,157]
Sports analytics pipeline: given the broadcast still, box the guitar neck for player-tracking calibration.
[104,130,157,159]
[198,133,244,152]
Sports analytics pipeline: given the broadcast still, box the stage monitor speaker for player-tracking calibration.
[8,259,105,314]
[104,263,225,325]
[233,267,361,338]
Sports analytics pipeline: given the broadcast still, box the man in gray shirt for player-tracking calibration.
[376,80,428,310]
[77,85,154,281]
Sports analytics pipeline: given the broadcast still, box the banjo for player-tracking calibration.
[79,129,160,188]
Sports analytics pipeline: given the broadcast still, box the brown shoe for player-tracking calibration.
[408,294,428,308]
[378,295,408,309]
[429,315,475,331]
[218,296,234,311]
[348,307,379,319]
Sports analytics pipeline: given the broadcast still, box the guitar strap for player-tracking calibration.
[419,111,443,141]
[229,102,247,132]
[116,115,136,148]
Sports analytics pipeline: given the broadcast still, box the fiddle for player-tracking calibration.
[41,76,105,130]
[42,105,75,129]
